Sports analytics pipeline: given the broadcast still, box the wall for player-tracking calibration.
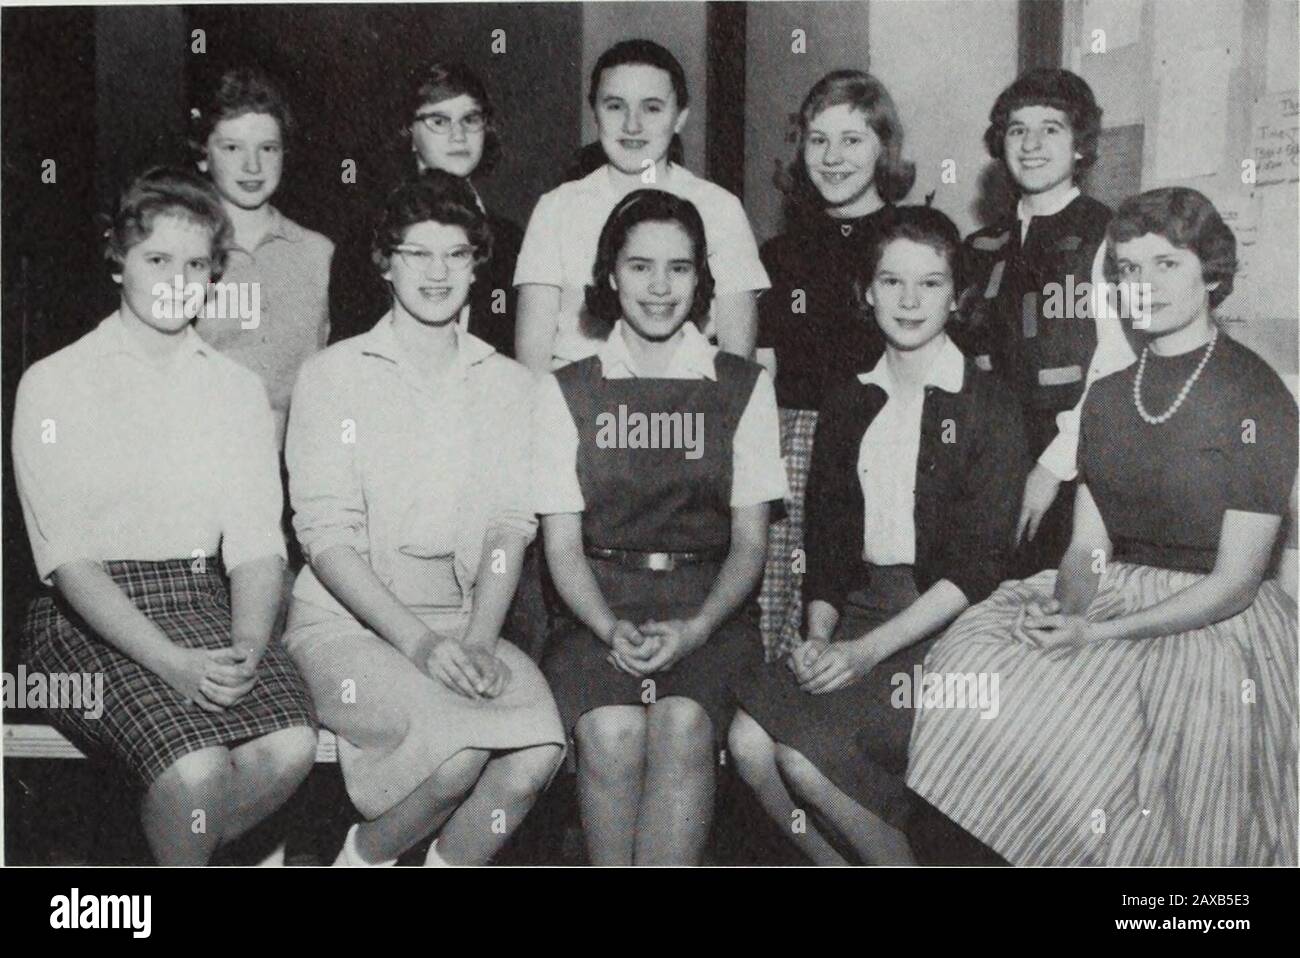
[580,1,709,172]
[869,0,1020,237]
[1066,0,1299,380]
[743,1,870,242]
[741,0,1021,244]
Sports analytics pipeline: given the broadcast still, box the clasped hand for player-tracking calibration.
[421,632,511,699]
[786,635,877,695]
[605,618,705,677]
[163,646,259,713]
[1014,597,1094,648]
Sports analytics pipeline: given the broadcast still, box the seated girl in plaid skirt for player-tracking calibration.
[12,167,318,865]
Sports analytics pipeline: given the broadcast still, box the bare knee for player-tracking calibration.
[728,710,777,781]
[150,747,232,807]
[647,697,713,771]
[490,744,564,802]
[432,748,491,802]
[576,707,647,783]
[236,726,317,784]
[774,742,821,788]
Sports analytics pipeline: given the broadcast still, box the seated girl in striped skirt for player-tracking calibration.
[11,167,318,865]
[908,187,1298,865]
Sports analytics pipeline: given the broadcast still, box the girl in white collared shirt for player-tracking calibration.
[514,39,768,371]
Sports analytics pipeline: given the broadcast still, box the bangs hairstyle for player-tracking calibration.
[104,166,233,280]
[1104,187,1237,309]
[584,189,715,336]
[984,68,1101,175]
[189,66,294,163]
[854,205,964,312]
[778,70,916,210]
[587,39,689,170]
[402,61,502,177]
[371,169,493,273]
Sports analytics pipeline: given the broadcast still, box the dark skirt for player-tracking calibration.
[542,559,762,742]
[733,565,930,829]
[23,558,317,788]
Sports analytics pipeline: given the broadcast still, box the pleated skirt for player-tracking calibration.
[906,563,1297,865]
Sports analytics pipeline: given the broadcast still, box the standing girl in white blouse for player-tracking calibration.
[12,168,318,865]
[514,38,768,371]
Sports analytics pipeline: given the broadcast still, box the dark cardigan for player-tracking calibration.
[803,355,1032,614]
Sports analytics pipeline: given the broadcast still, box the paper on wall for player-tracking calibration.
[1151,48,1230,181]
[1251,90,1300,189]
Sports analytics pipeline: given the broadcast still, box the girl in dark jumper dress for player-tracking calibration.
[533,191,786,864]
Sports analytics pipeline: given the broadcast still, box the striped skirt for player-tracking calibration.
[906,563,1297,865]
[23,559,316,788]
[758,407,818,660]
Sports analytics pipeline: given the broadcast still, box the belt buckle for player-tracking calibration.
[645,552,674,572]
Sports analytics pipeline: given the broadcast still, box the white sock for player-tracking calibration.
[424,838,455,868]
[333,824,396,867]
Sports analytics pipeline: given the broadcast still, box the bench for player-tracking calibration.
[3,722,339,763]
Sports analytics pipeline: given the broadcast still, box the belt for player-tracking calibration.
[584,545,728,571]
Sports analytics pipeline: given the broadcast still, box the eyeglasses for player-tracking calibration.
[414,111,487,136]
[389,244,477,272]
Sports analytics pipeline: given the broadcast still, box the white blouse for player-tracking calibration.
[513,164,770,366]
[856,336,966,566]
[532,320,788,514]
[13,312,286,584]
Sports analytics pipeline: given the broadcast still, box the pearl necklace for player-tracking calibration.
[1132,329,1218,424]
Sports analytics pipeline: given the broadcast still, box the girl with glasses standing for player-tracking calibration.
[404,62,524,357]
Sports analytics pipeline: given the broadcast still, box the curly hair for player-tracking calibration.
[104,166,233,280]
[984,68,1101,177]
[402,61,502,177]
[777,70,916,214]
[188,66,293,164]
[584,189,715,336]
[1104,187,1237,309]
[371,169,493,274]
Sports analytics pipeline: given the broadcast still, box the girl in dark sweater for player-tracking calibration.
[756,70,914,658]
[731,206,1029,865]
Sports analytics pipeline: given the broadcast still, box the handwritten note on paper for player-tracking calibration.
[1252,91,1300,189]
[1217,193,1260,286]
[1153,49,1230,182]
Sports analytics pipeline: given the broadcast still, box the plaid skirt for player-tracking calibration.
[908,564,1298,865]
[22,559,316,788]
[758,407,818,660]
